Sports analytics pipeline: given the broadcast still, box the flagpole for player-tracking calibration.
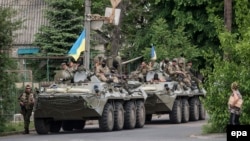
[84,0,91,70]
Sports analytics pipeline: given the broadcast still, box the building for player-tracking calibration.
[0,0,48,57]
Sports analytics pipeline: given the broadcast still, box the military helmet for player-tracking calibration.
[165,57,169,62]
[178,57,185,64]
[172,58,178,62]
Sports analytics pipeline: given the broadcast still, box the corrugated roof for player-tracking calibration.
[0,0,48,45]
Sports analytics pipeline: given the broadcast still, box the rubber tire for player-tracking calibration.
[73,120,86,130]
[114,102,124,131]
[124,101,136,129]
[145,114,152,123]
[169,99,182,124]
[198,99,206,120]
[49,121,62,133]
[34,118,50,134]
[189,97,199,121]
[99,103,114,131]
[135,101,145,128]
[62,120,74,131]
[181,98,190,123]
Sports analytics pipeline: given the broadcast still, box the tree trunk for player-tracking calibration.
[224,0,232,60]
[224,0,232,32]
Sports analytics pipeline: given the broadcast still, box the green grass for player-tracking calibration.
[0,121,34,135]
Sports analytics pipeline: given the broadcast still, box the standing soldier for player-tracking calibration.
[18,84,35,134]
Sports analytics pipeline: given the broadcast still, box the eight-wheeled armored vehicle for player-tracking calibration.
[34,69,147,134]
[140,71,206,124]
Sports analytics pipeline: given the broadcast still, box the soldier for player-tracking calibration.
[167,58,181,80]
[148,59,160,71]
[177,58,193,90]
[186,60,203,91]
[18,84,35,134]
[135,61,150,82]
[163,57,171,78]
[67,60,79,73]
[95,60,110,82]
[59,62,74,83]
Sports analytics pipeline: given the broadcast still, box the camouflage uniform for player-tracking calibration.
[54,63,73,83]
[178,58,192,88]
[18,85,35,134]
[163,58,171,77]
[136,62,150,82]
[167,58,180,81]
[186,61,202,90]
[95,60,119,83]
[149,60,160,71]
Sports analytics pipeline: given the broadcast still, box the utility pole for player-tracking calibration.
[84,0,91,69]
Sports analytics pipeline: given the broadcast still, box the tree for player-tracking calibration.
[34,0,84,56]
[203,0,250,132]
[0,7,21,132]
[32,0,84,81]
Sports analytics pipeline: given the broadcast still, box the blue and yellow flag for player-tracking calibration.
[151,45,157,60]
[68,30,86,61]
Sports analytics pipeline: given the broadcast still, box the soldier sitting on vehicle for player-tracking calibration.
[54,62,74,83]
[177,57,194,90]
[95,60,119,83]
[167,58,192,90]
[148,58,160,71]
[186,60,203,91]
[67,60,79,73]
[130,61,150,82]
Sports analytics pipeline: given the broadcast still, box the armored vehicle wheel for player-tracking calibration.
[34,118,50,134]
[73,120,86,130]
[169,99,182,124]
[124,101,136,129]
[99,103,114,131]
[62,120,74,131]
[181,98,190,123]
[189,97,199,121]
[145,114,152,122]
[114,102,124,131]
[135,101,145,128]
[199,99,206,120]
[50,121,62,133]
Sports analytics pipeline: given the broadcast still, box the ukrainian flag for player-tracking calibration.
[151,45,157,60]
[68,30,86,61]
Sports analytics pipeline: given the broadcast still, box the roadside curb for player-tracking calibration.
[190,133,226,139]
[0,120,98,137]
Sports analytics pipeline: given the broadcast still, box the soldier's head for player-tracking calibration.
[172,58,178,65]
[25,84,32,93]
[178,57,185,67]
[231,82,239,90]
[68,60,75,67]
[187,60,192,67]
[141,61,147,67]
[61,62,68,70]
[101,60,107,67]
[164,57,169,64]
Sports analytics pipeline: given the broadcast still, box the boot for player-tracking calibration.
[22,128,29,134]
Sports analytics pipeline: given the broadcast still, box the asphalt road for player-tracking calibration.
[0,115,226,141]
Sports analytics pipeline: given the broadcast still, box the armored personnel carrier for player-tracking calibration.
[34,69,147,134]
[140,71,206,124]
